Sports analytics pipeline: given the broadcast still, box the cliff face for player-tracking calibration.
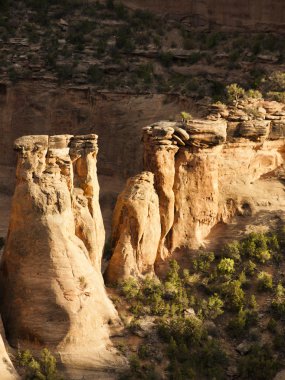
[107,99,285,282]
[0,82,194,237]
[122,0,285,31]
[0,134,126,375]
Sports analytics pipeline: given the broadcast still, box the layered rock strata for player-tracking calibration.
[0,134,126,374]
[107,100,285,282]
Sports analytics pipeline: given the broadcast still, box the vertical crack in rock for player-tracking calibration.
[0,134,127,375]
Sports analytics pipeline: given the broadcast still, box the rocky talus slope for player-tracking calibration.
[106,99,285,282]
[0,134,127,377]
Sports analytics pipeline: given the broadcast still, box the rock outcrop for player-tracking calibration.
[0,317,18,380]
[107,99,285,282]
[0,134,126,376]
[105,172,161,283]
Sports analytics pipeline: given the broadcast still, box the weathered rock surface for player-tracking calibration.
[107,100,285,281]
[0,134,127,375]
[0,317,19,380]
[105,172,161,283]
[0,82,195,239]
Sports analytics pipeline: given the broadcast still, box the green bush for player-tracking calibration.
[17,348,62,380]
[199,293,224,320]
[271,282,285,318]
[217,258,235,278]
[257,271,273,291]
[120,277,140,299]
[193,252,215,273]
[267,91,285,103]
[222,280,245,311]
[246,89,263,99]
[227,307,257,338]
[221,241,240,261]
[226,83,245,104]
[238,344,279,380]
[240,233,272,263]
[244,260,256,276]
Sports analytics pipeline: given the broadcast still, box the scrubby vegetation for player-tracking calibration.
[0,0,284,100]
[17,348,63,380]
[115,228,285,379]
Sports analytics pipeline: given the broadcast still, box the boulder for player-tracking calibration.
[236,120,270,141]
[185,118,227,147]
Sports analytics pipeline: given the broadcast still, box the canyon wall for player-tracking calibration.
[0,134,127,377]
[0,81,194,237]
[122,0,285,31]
[107,99,285,282]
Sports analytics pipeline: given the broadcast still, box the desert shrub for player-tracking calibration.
[227,307,257,338]
[240,233,272,263]
[159,316,227,379]
[193,252,215,273]
[221,241,240,261]
[237,344,279,380]
[271,282,285,318]
[116,26,135,52]
[267,91,285,103]
[217,258,235,278]
[120,277,140,299]
[257,271,273,291]
[246,89,263,99]
[249,295,258,310]
[221,280,245,311]
[226,83,245,104]
[198,293,224,320]
[244,260,257,276]
[262,71,285,92]
[267,318,278,333]
[17,348,62,380]
[120,354,160,380]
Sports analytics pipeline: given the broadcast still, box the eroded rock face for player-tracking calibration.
[107,100,285,281]
[105,172,161,283]
[0,317,19,380]
[0,134,126,374]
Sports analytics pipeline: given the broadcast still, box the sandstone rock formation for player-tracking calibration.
[0,82,194,239]
[0,134,127,376]
[0,317,18,380]
[105,172,161,283]
[107,99,285,282]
